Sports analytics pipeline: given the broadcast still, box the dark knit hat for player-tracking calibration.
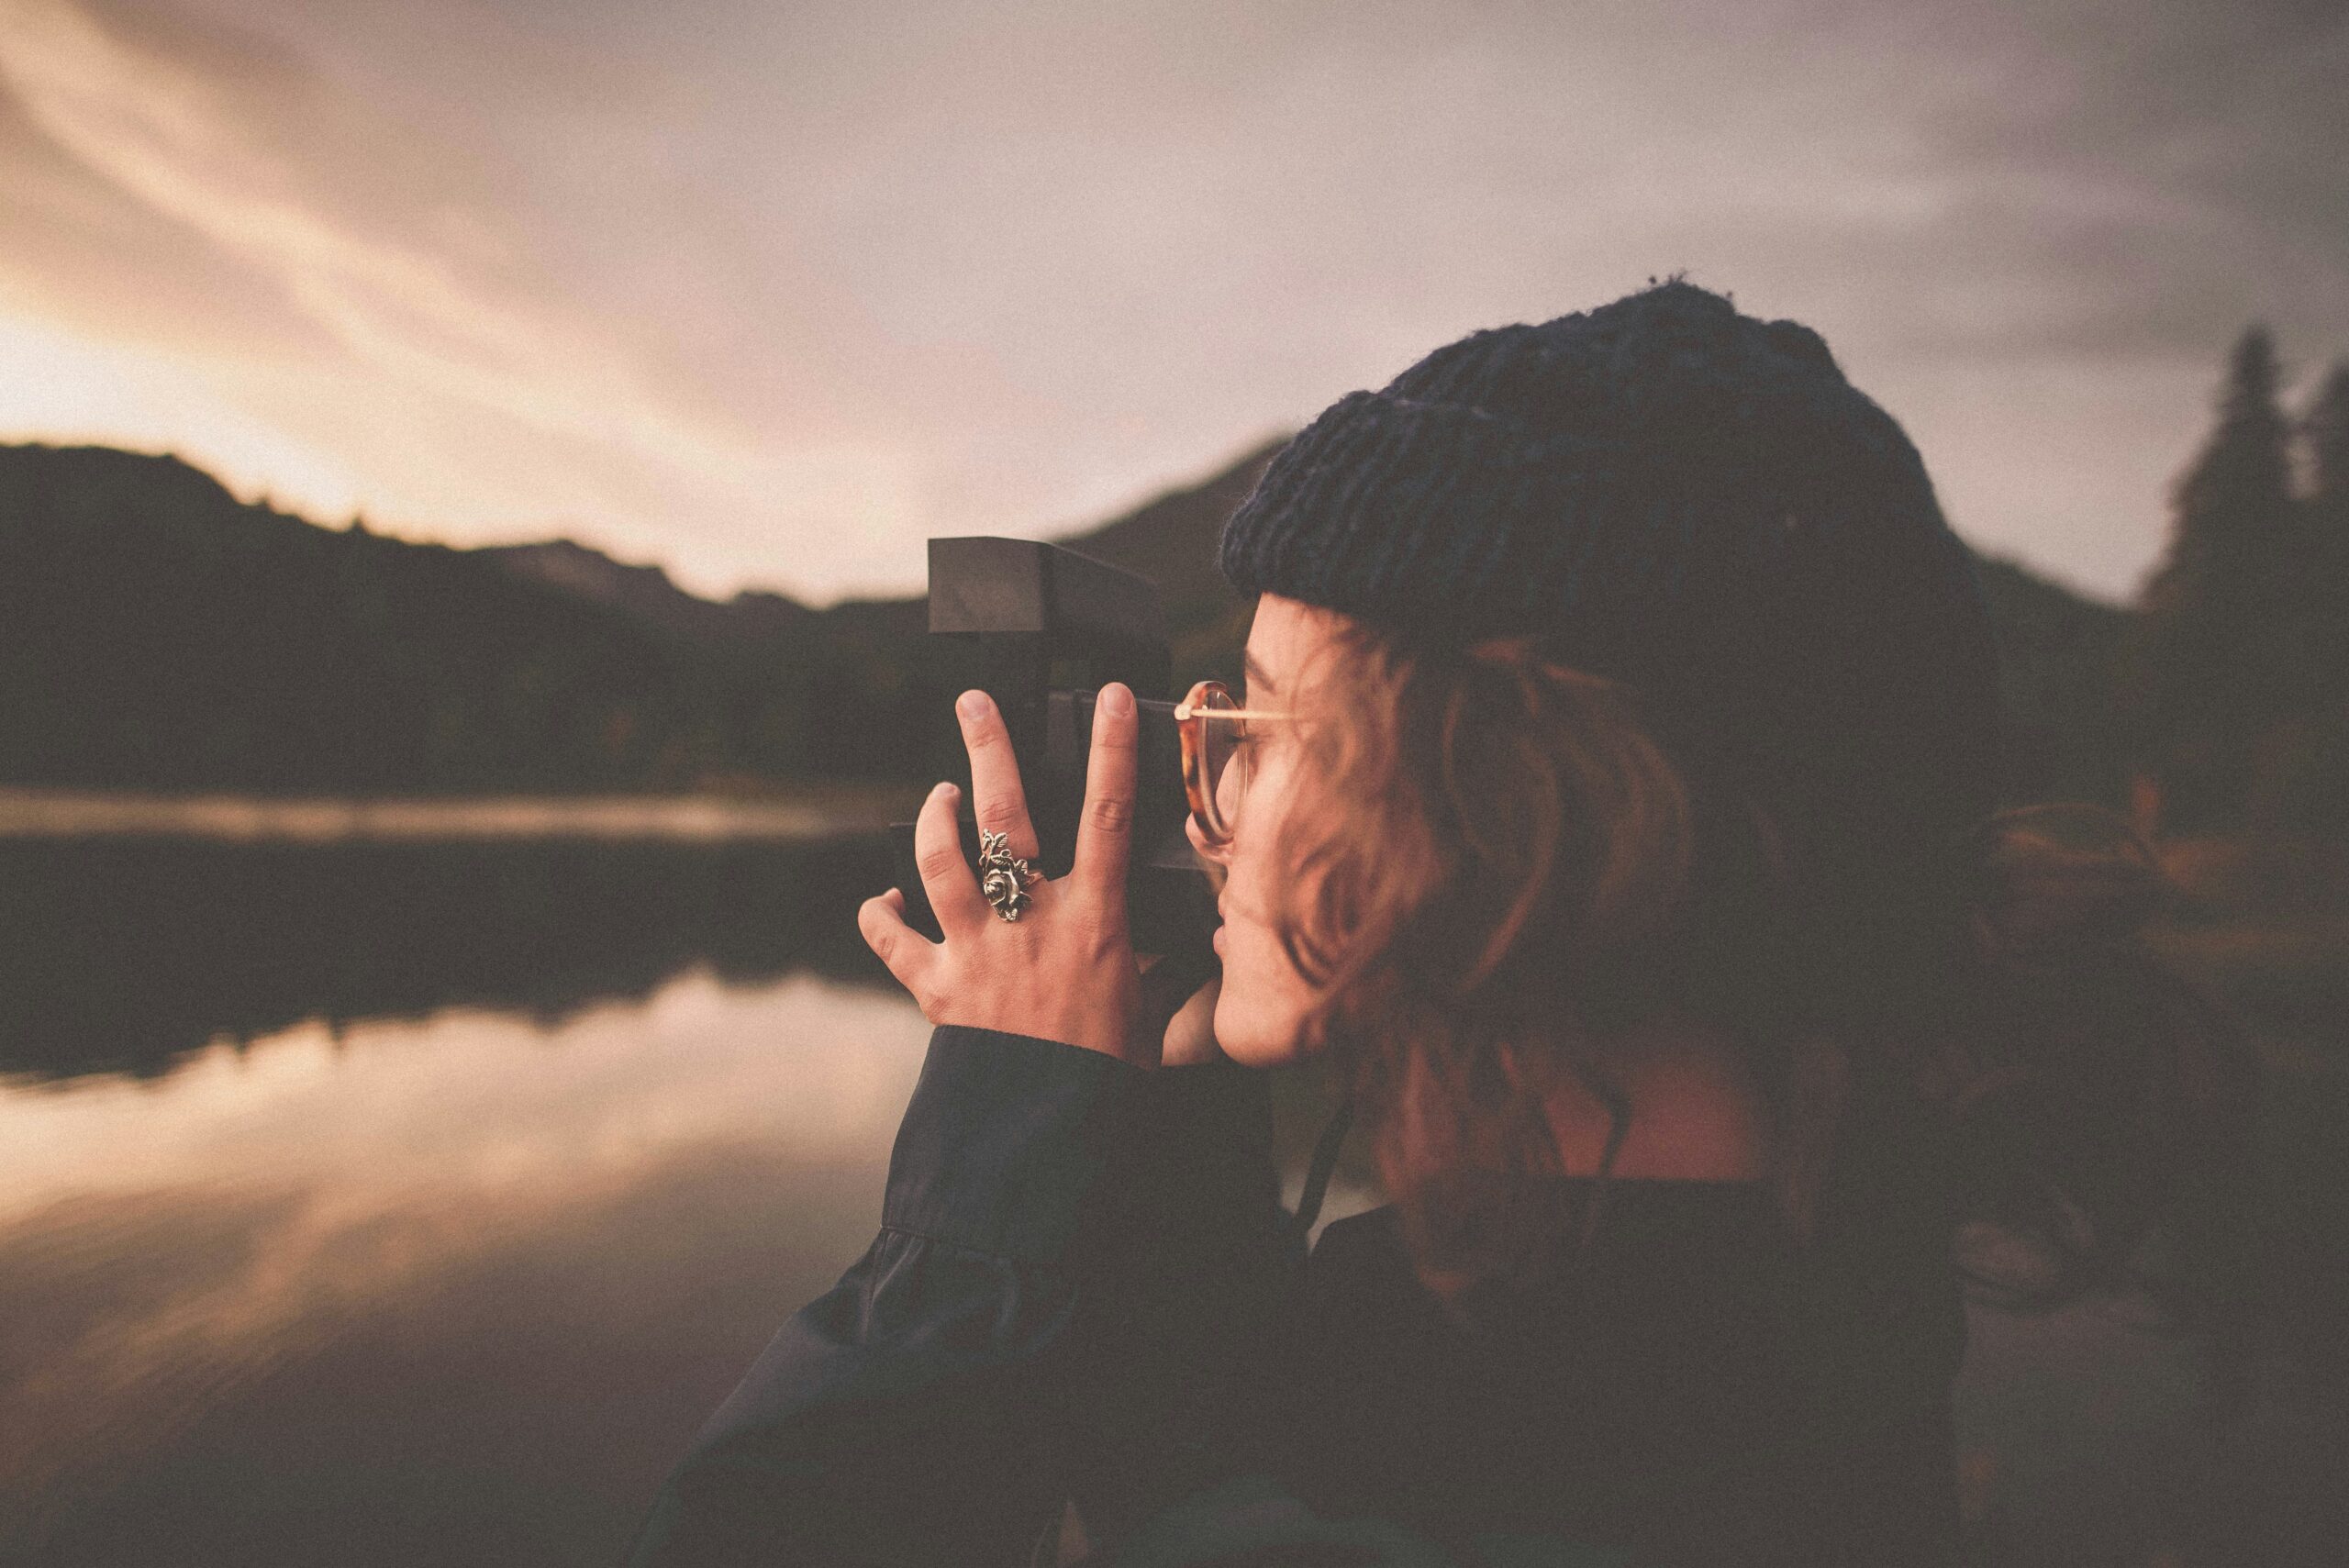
[1220,279,2002,877]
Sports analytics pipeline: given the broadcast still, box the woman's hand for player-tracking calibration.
[858,683,1168,1064]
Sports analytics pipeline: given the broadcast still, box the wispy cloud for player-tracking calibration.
[0,0,2343,600]
[0,0,923,592]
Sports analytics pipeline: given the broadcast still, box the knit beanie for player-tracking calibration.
[1220,280,2003,962]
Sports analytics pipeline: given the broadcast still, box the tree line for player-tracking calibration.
[3,355,2344,846]
[0,443,935,793]
[2126,332,2349,839]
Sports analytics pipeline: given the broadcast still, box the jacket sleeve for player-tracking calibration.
[1058,1055,1307,1545]
[625,1025,1142,1568]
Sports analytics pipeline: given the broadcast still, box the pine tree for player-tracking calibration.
[2294,367,2349,684]
[2257,362,2349,726]
[2307,362,2349,546]
[2130,328,2301,830]
[2287,363,2349,834]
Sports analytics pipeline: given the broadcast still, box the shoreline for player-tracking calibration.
[0,786,917,843]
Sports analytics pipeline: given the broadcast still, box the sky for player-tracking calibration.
[1,0,2343,605]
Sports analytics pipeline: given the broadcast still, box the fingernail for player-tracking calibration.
[956,690,987,721]
[931,780,957,803]
[1101,684,1132,717]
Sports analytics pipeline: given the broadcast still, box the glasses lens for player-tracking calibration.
[1187,684,1244,844]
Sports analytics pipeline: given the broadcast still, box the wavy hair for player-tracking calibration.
[1272,628,1765,1303]
[1271,627,2256,1332]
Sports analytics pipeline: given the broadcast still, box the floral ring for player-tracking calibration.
[976,829,1038,922]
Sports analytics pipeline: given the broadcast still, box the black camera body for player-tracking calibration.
[887,537,1216,954]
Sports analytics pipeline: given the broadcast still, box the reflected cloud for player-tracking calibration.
[0,970,930,1517]
[0,970,928,1221]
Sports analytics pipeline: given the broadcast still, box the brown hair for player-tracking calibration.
[1274,628,2256,1328]
[1274,628,1787,1304]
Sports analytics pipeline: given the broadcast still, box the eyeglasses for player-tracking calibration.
[1174,679,1289,849]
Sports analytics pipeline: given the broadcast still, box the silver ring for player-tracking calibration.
[976,829,1036,922]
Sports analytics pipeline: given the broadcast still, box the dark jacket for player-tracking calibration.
[625,1028,1962,1567]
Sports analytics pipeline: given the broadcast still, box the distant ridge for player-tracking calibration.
[484,538,810,645]
[0,439,2129,801]
[0,443,697,792]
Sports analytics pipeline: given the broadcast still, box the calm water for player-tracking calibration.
[0,838,928,1568]
[3,840,2343,1567]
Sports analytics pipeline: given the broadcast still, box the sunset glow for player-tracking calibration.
[3,0,2343,601]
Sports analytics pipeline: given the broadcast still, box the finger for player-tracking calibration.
[913,781,988,932]
[858,888,936,995]
[1072,682,1139,903]
[955,690,1039,861]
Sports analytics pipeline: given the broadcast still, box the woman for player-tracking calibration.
[628,282,2244,1566]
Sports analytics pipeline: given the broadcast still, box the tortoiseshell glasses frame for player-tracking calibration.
[1173,679,1290,849]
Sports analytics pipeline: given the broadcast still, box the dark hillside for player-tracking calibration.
[484,539,810,645]
[0,445,727,793]
[1970,555,2133,805]
[0,439,2134,801]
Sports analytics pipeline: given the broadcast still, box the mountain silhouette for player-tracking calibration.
[484,539,811,645]
[0,438,2121,802]
[0,445,721,793]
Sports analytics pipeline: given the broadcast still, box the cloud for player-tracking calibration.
[0,0,2343,600]
[3,5,729,452]
[0,0,927,592]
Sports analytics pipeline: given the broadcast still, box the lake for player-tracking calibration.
[0,837,931,1567]
[2,838,2342,1567]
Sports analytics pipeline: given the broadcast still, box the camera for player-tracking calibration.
[887,537,1217,954]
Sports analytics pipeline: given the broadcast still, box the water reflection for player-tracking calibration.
[1,965,931,1568]
[9,841,2343,1566]
[0,837,892,1080]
